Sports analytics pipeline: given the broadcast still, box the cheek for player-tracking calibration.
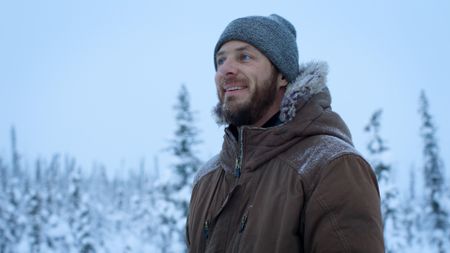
[215,70,224,83]
[214,73,220,85]
[215,75,223,96]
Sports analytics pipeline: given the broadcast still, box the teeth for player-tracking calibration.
[226,87,243,91]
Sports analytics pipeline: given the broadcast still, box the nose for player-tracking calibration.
[217,58,238,76]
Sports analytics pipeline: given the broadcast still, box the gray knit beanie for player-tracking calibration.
[214,14,299,82]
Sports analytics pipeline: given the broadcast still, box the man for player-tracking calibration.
[187,14,384,253]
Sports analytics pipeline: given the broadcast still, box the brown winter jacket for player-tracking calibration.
[186,62,384,253]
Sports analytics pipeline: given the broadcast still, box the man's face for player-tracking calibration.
[214,41,286,126]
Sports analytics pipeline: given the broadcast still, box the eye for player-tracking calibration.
[216,57,225,66]
[240,53,252,62]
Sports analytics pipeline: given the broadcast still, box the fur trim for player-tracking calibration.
[212,102,226,126]
[279,61,328,122]
[212,61,329,125]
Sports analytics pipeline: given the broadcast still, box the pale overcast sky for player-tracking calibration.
[1,0,449,185]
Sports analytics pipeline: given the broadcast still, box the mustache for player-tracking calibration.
[220,76,248,86]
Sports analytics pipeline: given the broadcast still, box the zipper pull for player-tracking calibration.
[239,214,248,233]
[234,158,241,178]
[203,220,210,239]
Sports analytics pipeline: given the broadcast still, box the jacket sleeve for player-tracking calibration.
[303,154,384,253]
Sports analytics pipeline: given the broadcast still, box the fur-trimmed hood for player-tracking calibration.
[280,61,328,123]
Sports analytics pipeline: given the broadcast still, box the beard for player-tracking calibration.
[214,70,279,126]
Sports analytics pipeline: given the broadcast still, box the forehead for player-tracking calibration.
[216,40,261,55]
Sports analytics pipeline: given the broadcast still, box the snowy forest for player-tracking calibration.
[1,85,449,253]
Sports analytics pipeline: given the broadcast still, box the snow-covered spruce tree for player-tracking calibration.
[85,164,110,252]
[0,158,7,252]
[402,167,421,250]
[25,160,45,253]
[0,158,6,192]
[44,155,62,215]
[0,158,9,253]
[41,156,73,253]
[160,84,202,252]
[22,159,58,253]
[0,175,24,253]
[68,161,97,253]
[0,128,26,253]
[365,109,406,252]
[418,90,449,253]
[10,126,21,179]
[25,190,43,253]
[170,84,202,213]
[129,160,159,245]
[365,110,389,179]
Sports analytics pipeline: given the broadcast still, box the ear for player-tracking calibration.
[277,74,288,88]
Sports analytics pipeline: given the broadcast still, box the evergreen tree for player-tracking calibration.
[86,163,109,251]
[0,179,20,253]
[10,126,21,179]
[403,167,420,248]
[365,109,406,252]
[0,158,7,192]
[0,162,8,253]
[130,163,159,245]
[26,160,45,253]
[170,84,202,208]
[26,189,45,253]
[418,90,449,253]
[160,84,202,252]
[0,128,26,253]
[0,158,7,252]
[365,110,389,179]
[45,155,61,215]
[77,198,96,253]
[68,162,96,253]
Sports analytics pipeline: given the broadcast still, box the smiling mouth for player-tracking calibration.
[224,86,245,92]
[223,86,248,96]
[221,77,248,94]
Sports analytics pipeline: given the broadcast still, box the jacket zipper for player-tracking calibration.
[203,127,245,250]
[235,127,244,178]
